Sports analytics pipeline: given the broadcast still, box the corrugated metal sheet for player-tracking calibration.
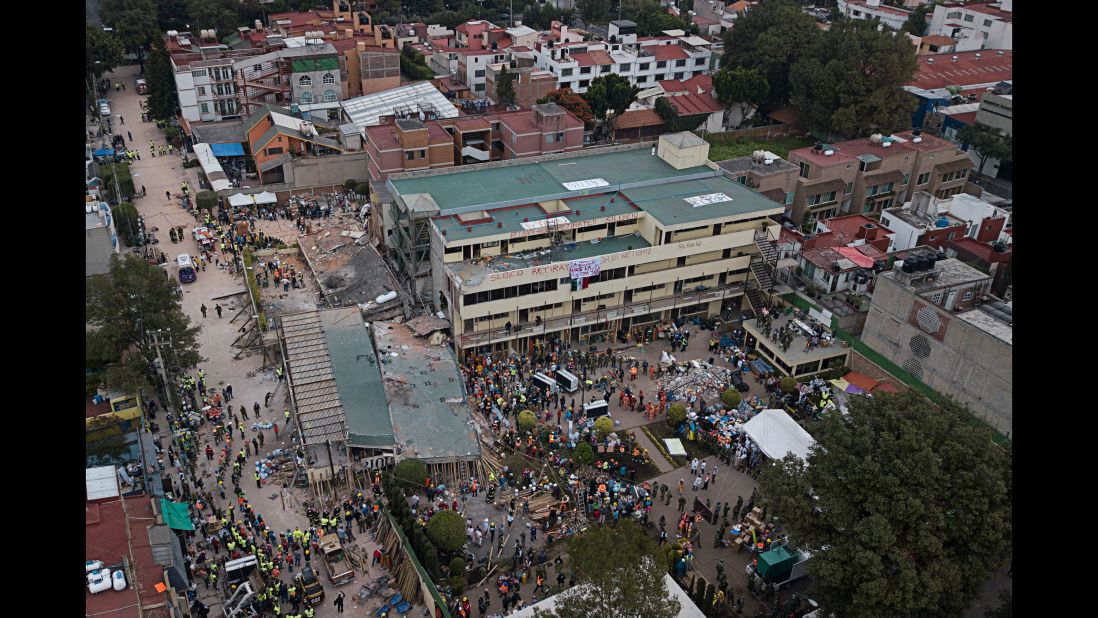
[86,465,119,501]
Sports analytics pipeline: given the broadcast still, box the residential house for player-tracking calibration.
[86,202,119,278]
[903,49,1012,130]
[485,54,558,108]
[881,191,1008,252]
[836,0,911,31]
[246,105,346,184]
[715,154,799,212]
[634,74,726,132]
[927,0,1013,50]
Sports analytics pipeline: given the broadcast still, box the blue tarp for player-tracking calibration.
[210,143,245,157]
[94,148,114,157]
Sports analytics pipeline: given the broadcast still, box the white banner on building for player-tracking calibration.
[562,178,609,191]
[569,256,602,279]
[684,193,733,207]
[808,307,833,326]
[520,216,570,231]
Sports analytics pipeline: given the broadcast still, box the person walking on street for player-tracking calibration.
[254,401,261,417]
[127,131,132,142]
[334,591,345,613]
[264,392,273,407]
[215,304,223,318]
[200,304,207,318]
[690,458,698,475]
[693,476,702,491]
[678,496,686,512]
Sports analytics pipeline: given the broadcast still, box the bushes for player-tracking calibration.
[594,416,613,439]
[101,162,136,202]
[721,389,741,410]
[355,182,371,197]
[517,410,536,433]
[196,191,218,212]
[449,557,466,594]
[667,402,687,427]
[426,509,466,552]
[779,377,797,394]
[574,442,594,466]
[113,202,140,247]
[393,458,427,493]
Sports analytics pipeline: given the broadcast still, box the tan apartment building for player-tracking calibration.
[384,133,784,358]
[786,131,972,227]
[715,153,799,215]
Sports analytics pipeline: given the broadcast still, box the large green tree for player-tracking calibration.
[495,66,516,105]
[537,520,680,618]
[757,391,1012,617]
[712,66,770,129]
[722,0,819,112]
[902,2,934,37]
[102,0,160,72]
[583,73,638,137]
[146,42,179,121]
[87,25,126,82]
[957,122,1012,177]
[625,0,696,36]
[187,0,241,41]
[155,0,191,32]
[426,509,466,552]
[86,255,204,395]
[577,0,610,23]
[789,18,918,139]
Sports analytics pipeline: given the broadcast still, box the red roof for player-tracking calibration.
[645,44,690,61]
[844,371,904,395]
[891,130,961,154]
[909,50,1012,90]
[456,20,490,36]
[86,396,111,419]
[949,111,979,125]
[616,109,665,129]
[693,15,719,26]
[569,50,614,67]
[948,237,1012,263]
[942,1,1013,22]
[85,496,170,618]
[666,91,723,115]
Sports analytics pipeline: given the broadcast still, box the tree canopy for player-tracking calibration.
[86,25,125,82]
[495,66,516,105]
[538,520,680,618]
[186,0,241,42]
[576,0,610,23]
[146,42,179,121]
[712,66,770,129]
[722,0,820,112]
[102,0,160,72]
[902,2,933,37]
[544,88,594,126]
[392,458,428,492]
[757,391,1012,617]
[86,255,204,395]
[957,123,1012,177]
[789,18,919,139]
[584,73,638,137]
[426,509,466,552]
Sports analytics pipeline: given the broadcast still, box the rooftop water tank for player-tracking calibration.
[935,217,950,228]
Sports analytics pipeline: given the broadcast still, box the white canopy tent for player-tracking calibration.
[741,409,817,461]
[192,143,233,191]
[227,192,278,207]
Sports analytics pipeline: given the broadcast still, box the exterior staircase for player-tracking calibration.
[750,261,774,291]
[754,232,778,263]
[744,286,767,316]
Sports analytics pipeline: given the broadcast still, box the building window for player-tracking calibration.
[844,182,853,195]
[323,90,338,102]
[656,61,667,69]
[475,69,485,78]
[675,59,686,67]
[963,14,974,22]
[200,103,209,113]
[798,161,811,178]
[299,75,312,87]
[300,92,313,103]
[917,172,931,185]
[639,63,649,71]
[253,64,262,72]
[580,67,591,74]
[619,63,631,72]
[546,133,555,144]
[983,19,993,27]
[406,151,415,161]
[197,86,206,96]
[947,11,962,19]
[902,173,910,185]
[579,80,589,88]
[963,289,974,301]
[784,192,793,205]
[931,292,943,303]
[562,68,573,76]
[322,72,335,84]
[862,201,875,214]
[192,69,207,78]
[696,58,706,66]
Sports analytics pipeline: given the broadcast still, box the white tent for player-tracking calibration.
[228,193,253,207]
[254,191,277,205]
[510,573,705,618]
[741,409,817,461]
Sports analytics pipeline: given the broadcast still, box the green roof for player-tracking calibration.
[435,193,641,243]
[320,310,394,448]
[390,148,711,214]
[292,57,340,72]
[620,173,783,227]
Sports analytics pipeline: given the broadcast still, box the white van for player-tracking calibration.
[177,254,197,283]
[532,373,556,393]
[554,369,579,392]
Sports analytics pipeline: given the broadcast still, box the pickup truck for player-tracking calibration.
[318,533,356,586]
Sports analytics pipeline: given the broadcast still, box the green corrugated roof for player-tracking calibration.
[319,310,394,449]
[623,173,785,227]
[292,57,340,73]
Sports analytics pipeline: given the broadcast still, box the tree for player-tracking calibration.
[628,0,696,36]
[102,0,160,73]
[902,2,933,37]
[577,0,610,23]
[779,376,797,394]
[155,0,191,32]
[985,590,1012,618]
[392,458,428,492]
[449,556,466,595]
[406,0,443,18]
[146,43,179,122]
[426,509,466,552]
[113,203,141,247]
[186,0,241,42]
[495,66,516,106]
[518,410,537,433]
[100,163,137,203]
[790,18,918,139]
[757,391,1012,616]
[196,191,219,212]
[956,123,1012,178]
[539,520,681,618]
[667,402,687,427]
[86,255,204,394]
[584,73,638,138]
[594,416,613,439]
[574,442,594,466]
[545,88,595,126]
[722,0,820,112]
[712,67,770,129]
[87,25,126,82]
[721,389,741,409]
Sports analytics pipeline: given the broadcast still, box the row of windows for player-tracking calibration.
[866,182,895,196]
[298,74,336,86]
[300,91,338,104]
[559,71,704,90]
[581,292,616,303]
[942,169,969,183]
[863,198,894,214]
[807,191,837,206]
[464,279,560,305]
[474,311,510,324]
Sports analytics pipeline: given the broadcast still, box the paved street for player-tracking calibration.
[99,65,395,617]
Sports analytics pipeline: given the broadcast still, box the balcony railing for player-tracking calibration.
[459,281,745,347]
